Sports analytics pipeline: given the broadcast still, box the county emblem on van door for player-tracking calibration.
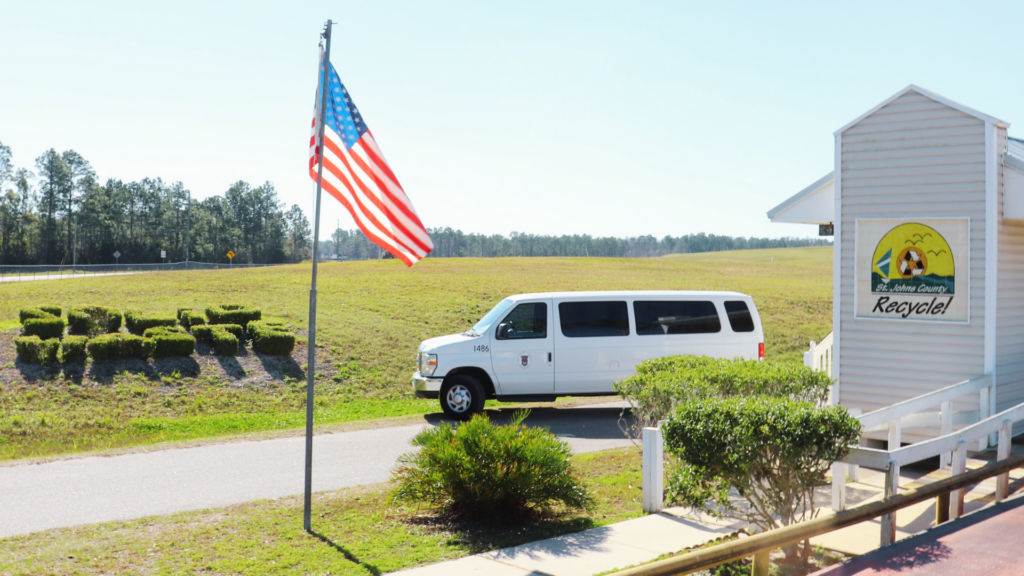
[520,354,530,368]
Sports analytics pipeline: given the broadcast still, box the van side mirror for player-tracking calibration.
[496,323,509,340]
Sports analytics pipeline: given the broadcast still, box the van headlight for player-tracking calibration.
[418,352,438,377]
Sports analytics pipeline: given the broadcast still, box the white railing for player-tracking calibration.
[804,332,833,378]
[830,373,1015,546]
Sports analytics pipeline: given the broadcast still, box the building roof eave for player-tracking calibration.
[767,171,834,221]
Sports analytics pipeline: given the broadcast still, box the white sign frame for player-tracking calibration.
[853,217,971,325]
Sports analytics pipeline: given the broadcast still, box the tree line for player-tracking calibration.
[324,227,830,260]
[0,141,312,265]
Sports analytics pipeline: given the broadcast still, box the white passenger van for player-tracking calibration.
[413,291,764,418]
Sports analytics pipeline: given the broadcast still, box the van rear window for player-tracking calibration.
[724,301,755,332]
[558,301,629,338]
[633,301,721,335]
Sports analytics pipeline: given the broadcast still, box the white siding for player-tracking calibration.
[996,127,1024,415]
[838,91,987,442]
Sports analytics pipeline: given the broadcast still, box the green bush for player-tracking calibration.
[663,396,860,562]
[393,411,594,520]
[211,329,239,356]
[152,331,196,357]
[87,334,156,361]
[19,308,57,324]
[67,306,123,335]
[205,304,261,328]
[124,310,177,333]
[23,317,65,340]
[60,335,89,363]
[192,324,240,355]
[15,336,59,365]
[178,310,207,329]
[39,306,62,317]
[248,321,295,355]
[614,356,833,435]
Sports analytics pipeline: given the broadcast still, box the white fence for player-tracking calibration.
[804,332,833,378]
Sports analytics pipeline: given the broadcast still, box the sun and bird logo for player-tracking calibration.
[871,223,955,295]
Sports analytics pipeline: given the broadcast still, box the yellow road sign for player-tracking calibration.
[227,250,235,259]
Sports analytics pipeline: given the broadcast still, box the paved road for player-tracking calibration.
[0,403,634,538]
[0,271,137,283]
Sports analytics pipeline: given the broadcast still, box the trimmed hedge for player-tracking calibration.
[87,334,156,361]
[124,310,177,333]
[23,317,65,340]
[144,326,195,357]
[39,306,62,317]
[60,335,89,363]
[15,336,59,365]
[248,321,295,355]
[19,308,57,324]
[67,306,122,335]
[178,309,207,329]
[205,304,261,328]
[192,324,241,355]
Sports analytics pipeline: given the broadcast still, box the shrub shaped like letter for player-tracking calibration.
[15,336,59,365]
[39,306,62,317]
[23,317,65,340]
[663,397,860,562]
[192,324,240,355]
[19,307,57,324]
[87,334,156,361]
[177,309,207,329]
[143,326,196,357]
[205,304,261,328]
[614,355,833,435]
[248,321,295,355]
[124,310,177,333]
[393,411,594,521]
[60,335,89,363]
[67,306,122,335]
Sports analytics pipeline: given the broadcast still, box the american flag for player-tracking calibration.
[309,53,433,266]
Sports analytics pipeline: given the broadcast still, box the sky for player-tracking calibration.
[2,0,1023,240]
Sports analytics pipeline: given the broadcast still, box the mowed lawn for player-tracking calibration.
[0,248,832,460]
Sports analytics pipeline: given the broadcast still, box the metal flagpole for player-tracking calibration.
[305,19,332,533]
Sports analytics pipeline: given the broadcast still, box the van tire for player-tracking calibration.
[440,375,485,420]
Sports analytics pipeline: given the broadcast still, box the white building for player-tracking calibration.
[769,85,1024,441]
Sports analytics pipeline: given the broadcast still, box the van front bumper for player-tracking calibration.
[412,372,443,399]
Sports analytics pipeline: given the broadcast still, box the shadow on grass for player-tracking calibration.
[408,514,598,555]
[82,356,201,383]
[254,350,305,380]
[309,530,381,576]
[13,360,87,384]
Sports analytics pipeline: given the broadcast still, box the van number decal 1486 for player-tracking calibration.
[474,345,489,353]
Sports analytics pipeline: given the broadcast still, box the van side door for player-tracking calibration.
[553,300,632,394]
[490,300,554,395]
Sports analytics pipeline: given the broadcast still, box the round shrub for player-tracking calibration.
[205,304,261,328]
[15,336,59,365]
[393,412,594,521]
[68,306,122,335]
[19,308,57,324]
[87,334,156,361]
[60,335,89,363]
[23,317,65,340]
[248,321,295,355]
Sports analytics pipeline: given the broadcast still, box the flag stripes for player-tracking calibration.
[309,56,432,266]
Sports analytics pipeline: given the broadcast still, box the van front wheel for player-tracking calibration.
[439,375,484,420]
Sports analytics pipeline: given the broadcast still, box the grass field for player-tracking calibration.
[0,447,644,575]
[0,248,832,460]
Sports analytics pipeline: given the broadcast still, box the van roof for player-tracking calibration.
[505,290,751,301]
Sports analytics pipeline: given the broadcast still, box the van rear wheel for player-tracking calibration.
[440,375,485,420]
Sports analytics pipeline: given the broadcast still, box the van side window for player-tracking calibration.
[559,301,629,337]
[496,303,547,340]
[724,301,755,332]
[633,301,721,335]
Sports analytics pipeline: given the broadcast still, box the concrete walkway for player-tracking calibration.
[0,404,633,538]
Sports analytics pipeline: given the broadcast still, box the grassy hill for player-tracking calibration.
[0,247,832,460]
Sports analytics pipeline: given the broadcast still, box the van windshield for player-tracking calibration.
[467,299,515,336]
